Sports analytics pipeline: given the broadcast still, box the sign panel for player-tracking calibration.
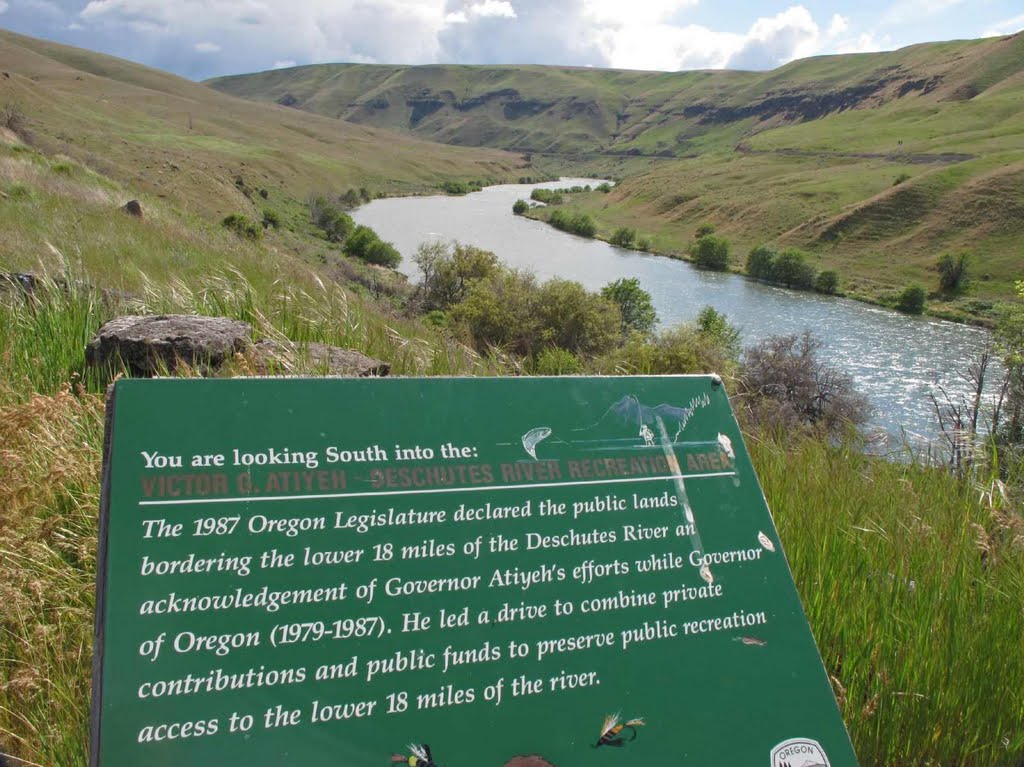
[92,376,858,766]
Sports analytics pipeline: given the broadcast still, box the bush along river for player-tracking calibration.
[354,178,995,444]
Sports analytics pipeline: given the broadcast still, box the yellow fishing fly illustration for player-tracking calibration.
[392,744,437,767]
[594,713,645,748]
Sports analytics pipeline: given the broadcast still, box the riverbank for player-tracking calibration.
[517,195,1000,328]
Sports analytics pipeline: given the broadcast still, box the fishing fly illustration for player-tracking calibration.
[392,744,437,767]
[594,713,645,748]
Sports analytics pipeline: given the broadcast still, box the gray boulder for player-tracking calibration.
[86,315,252,376]
[253,339,390,377]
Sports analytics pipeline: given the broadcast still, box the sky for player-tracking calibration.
[1,0,1022,80]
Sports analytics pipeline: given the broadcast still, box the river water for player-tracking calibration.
[354,178,993,442]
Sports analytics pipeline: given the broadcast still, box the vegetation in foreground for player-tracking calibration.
[2,274,1023,766]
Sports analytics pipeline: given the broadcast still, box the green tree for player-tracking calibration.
[897,284,927,314]
[533,347,582,375]
[533,279,621,357]
[692,235,730,271]
[362,239,401,268]
[512,199,529,215]
[601,278,658,336]
[696,306,741,362]
[308,195,355,242]
[746,245,776,280]
[610,227,637,248]
[772,248,816,290]
[937,252,971,294]
[815,270,839,295]
[414,241,500,311]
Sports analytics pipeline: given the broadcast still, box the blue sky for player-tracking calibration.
[1,0,1021,80]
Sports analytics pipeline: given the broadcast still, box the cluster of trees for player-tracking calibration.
[530,188,564,205]
[548,209,597,238]
[410,241,869,437]
[746,245,838,294]
[307,195,400,268]
[441,180,484,196]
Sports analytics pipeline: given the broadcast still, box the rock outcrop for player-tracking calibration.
[253,339,390,377]
[85,314,252,376]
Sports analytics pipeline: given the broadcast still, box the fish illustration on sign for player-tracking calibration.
[594,713,645,748]
[758,531,776,552]
[717,433,735,459]
[392,744,437,767]
[522,427,552,460]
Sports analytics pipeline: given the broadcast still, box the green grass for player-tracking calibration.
[2,284,1022,765]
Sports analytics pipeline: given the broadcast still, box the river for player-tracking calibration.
[354,178,994,443]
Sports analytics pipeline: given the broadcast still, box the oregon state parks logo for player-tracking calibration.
[771,738,831,767]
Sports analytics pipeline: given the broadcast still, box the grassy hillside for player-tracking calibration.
[209,34,1024,307]
[0,30,528,223]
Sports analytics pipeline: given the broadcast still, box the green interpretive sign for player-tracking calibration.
[92,376,858,767]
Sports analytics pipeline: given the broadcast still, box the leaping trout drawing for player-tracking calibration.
[594,714,645,748]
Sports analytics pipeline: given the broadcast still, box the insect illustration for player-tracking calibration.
[594,713,645,748]
[392,744,437,767]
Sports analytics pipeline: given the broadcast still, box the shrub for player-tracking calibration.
[530,188,563,205]
[636,237,652,252]
[772,248,816,290]
[815,270,839,295]
[512,199,529,215]
[893,172,911,186]
[695,222,716,238]
[451,270,620,358]
[441,180,482,196]
[339,188,363,207]
[746,245,776,280]
[739,331,869,435]
[533,347,582,375]
[548,209,596,238]
[362,239,402,268]
[262,209,282,229]
[308,195,355,242]
[596,182,613,193]
[897,284,926,314]
[601,278,658,337]
[596,324,735,376]
[937,252,971,294]
[692,234,730,271]
[1,102,29,135]
[221,213,262,240]
[696,306,741,362]
[344,225,401,268]
[414,241,500,311]
[610,227,637,248]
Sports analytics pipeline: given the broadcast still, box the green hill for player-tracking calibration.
[0,29,527,220]
[209,34,1024,308]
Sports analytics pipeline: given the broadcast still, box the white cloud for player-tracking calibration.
[828,13,849,38]
[835,32,892,54]
[467,0,515,19]
[0,1,8,15]
[983,13,1024,37]
[194,41,221,53]
[273,59,297,69]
